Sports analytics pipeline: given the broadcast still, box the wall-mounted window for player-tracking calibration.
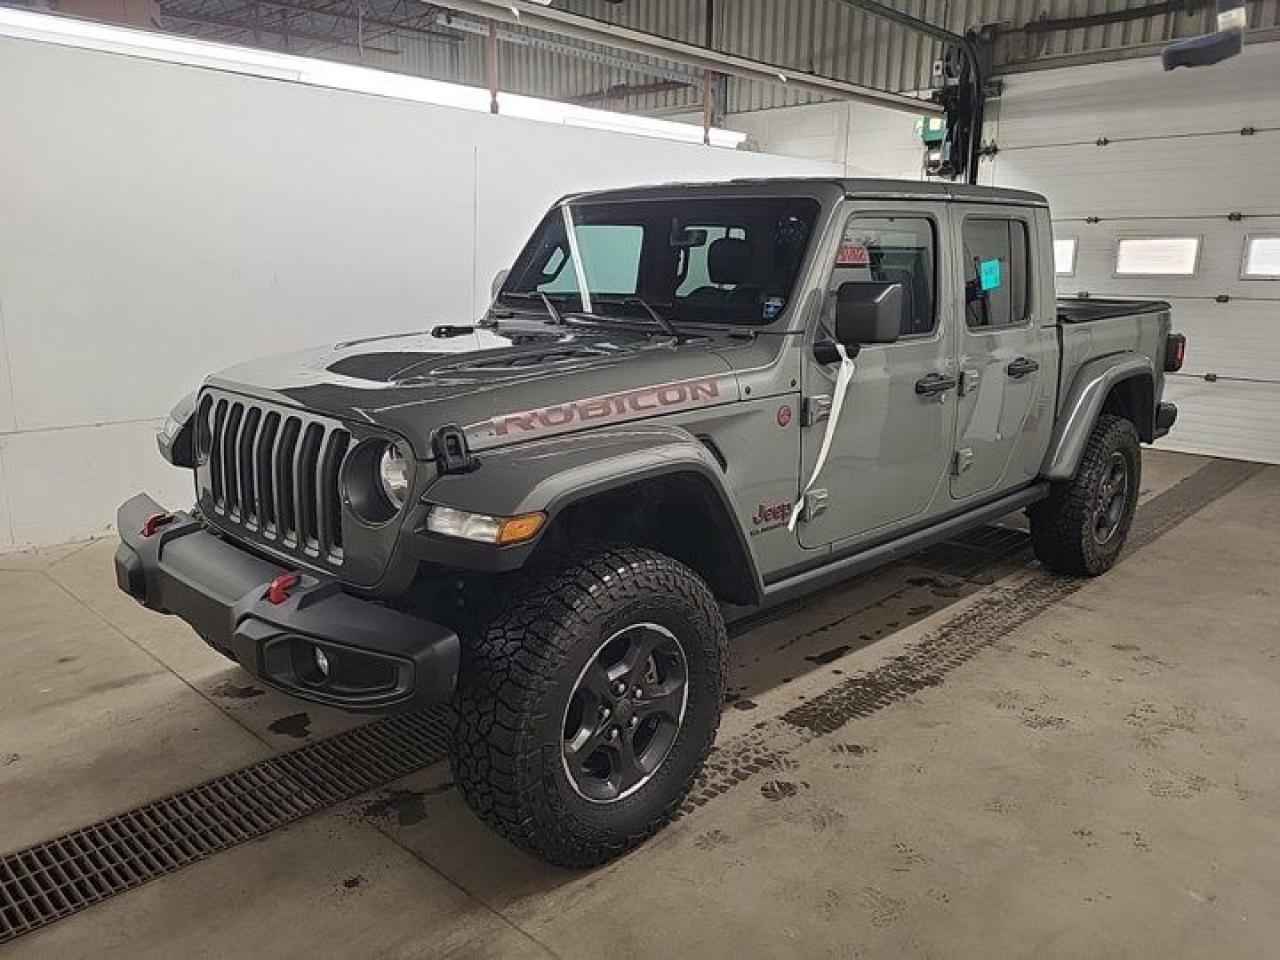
[1053,237,1077,276]
[1241,235,1280,279]
[1115,236,1200,277]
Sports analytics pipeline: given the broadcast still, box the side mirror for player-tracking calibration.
[491,268,511,301]
[1161,29,1243,69]
[835,281,903,349]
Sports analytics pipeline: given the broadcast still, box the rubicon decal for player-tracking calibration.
[474,377,724,440]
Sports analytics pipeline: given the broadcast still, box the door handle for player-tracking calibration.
[1007,357,1040,378]
[915,373,957,396]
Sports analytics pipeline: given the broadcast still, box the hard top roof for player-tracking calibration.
[561,177,1047,208]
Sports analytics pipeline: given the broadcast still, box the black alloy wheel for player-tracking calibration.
[1093,450,1130,546]
[561,623,689,803]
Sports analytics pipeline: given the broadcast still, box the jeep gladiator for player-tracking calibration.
[115,178,1183,866]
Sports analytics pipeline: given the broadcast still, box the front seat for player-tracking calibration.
[685,237,761,320]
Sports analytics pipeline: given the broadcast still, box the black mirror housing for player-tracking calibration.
[1162,29,1243,69]
[835,281,904,349]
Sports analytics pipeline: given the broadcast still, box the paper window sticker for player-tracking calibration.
[836,242,870,266]
[979,257,1002,291]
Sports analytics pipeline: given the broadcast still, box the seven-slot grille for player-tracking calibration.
[197,391,351,566]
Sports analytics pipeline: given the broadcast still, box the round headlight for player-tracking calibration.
[378,443,410,508]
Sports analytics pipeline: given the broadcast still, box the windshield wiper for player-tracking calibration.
[538,291,566,326]
[625,296,681,339]
[501,291,686,338]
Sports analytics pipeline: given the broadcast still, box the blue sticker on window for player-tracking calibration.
[762,296,786,320]
[979,258,1002,291]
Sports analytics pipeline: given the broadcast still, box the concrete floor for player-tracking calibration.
[2,449,1278,959]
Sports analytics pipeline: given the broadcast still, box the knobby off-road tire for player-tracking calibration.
[1030,413,1141,577]
[450,546,727,868]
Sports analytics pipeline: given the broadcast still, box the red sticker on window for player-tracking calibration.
[836,242,869,266]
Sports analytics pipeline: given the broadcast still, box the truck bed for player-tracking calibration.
[1057,297,1171,325]
[1054,298,1173,434]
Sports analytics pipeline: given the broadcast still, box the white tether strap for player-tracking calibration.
[789,343,857,531]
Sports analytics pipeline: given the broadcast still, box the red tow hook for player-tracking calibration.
[140,512,175,537]
[266,572,300,605]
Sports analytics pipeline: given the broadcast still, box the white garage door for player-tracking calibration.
[983,44,1280,464]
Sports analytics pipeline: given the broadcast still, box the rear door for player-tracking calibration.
[798,200,956,549]
[949,207,1055,501]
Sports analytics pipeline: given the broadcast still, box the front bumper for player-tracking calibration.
[114,493,459,713]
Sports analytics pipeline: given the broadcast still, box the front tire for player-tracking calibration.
[450,547,726,868]
[1030,413,1141,576]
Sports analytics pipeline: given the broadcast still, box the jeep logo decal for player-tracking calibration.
[751,502,792,526]
[478,377,722,439]
[749,500,793,535]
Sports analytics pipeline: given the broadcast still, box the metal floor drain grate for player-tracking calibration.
[0,707,451,946]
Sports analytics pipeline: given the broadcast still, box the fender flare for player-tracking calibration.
[415,423,763,604]
[1041,353,1154,481]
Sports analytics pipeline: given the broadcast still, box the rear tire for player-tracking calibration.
[1030,413,1141,576]
[450,546,726,868]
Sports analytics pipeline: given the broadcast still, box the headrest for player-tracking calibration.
[707,237,750,285]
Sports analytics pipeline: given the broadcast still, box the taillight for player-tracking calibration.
[1165,333,1186,373]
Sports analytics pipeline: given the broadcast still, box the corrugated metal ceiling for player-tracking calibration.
[114,0,1280,116]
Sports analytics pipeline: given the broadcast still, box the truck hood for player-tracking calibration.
[206,321,744,458]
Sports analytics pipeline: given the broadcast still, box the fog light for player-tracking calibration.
[313,646,331,678]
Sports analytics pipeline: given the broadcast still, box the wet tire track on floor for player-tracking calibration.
[680,458,1262,814]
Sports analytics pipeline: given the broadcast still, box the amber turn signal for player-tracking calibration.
[496,512,546,544]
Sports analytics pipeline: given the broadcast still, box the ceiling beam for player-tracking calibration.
[420,0,942,116]
[158,9,402,53]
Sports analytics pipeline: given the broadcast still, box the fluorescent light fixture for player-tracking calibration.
[1053,237,1077,276]
[0,6,743,149]
[1115,236,1201,277]
[500,91,745,148]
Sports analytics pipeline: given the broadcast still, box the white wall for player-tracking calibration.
[981,45,1280,464]
[0,34,838,550]
[724,101,924,180]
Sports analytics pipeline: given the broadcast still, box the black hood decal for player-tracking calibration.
[205,320,746,457]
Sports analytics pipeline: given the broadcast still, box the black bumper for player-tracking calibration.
[1154,401,1178,439]
[114,493,459,713]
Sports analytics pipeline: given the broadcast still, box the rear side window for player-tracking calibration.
[829,216,937,337]
[676,225,747,296]
[964,218,1030,329]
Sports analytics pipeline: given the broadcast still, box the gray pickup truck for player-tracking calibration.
[115,178,1183,866]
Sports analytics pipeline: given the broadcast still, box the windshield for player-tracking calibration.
[500,196,822,326]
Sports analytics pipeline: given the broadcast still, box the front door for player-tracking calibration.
[798,202,956,550]
[949,208,1053,501]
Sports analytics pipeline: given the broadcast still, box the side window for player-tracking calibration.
[964,218,1030,329]
[829,216,937,337]
[539,224,644,295]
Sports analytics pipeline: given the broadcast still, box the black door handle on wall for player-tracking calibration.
[1007,357,1040,378]
[915,373,957,396]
